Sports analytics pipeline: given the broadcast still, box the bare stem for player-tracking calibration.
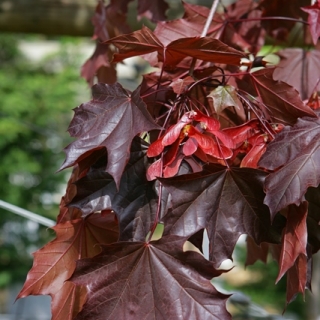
[201,0,220,37]
[189,0,220,76]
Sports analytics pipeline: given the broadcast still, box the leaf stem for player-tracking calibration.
[239,92,275,139]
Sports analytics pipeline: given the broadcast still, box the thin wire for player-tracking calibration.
[0,199,55,227]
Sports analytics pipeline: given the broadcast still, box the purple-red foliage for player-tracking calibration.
[18,0,320,319]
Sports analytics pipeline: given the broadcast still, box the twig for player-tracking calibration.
[0,199,55,227]
[189,0,221,76]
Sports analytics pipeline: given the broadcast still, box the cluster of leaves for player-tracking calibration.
[18,0,320,319]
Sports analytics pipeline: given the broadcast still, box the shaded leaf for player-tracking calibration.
[81,43,117,86]
[57,165,83,223]
[305,186,320,253]
[153,2,218,45]
[161,165,280,267]
[276,202,308,283]
[17,212,119,320]
[274,49,320,100]
[259,114,320,216]
[106,26,164,63]
[250,68,316,125]
[286,253,309,305]
[137,0,168,22]
[71,236,231,320]
[259,0,309,40]
[207,85,242,115]
[170,76,195,95]
[164,37,246,66]
[245,236,269,267]
[70,138,157,241]
[301,1,320,45]
[222,0,265,54]
[60,83,160,187]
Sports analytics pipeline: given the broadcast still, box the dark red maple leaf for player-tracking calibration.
[17,212,119,320]
[59,83,160,187]
[107,26,246,67]
[81,43,117,86]
[69,138,158,241]
[250,68,316,125]
[259,0,309,40]
[276,202,308,283]
[305,186,320,253]
[285,253,310,305]
[92,0,131,41]
[160,165,281,267]
[152,2,219,45]
[273,49,320,100]
[245,236,269,267]
[301,1,320,45]
[107,0,168,22]
[221,0,265,54]
[259,113,320,217]
[137,0,168,22]
[81,0,131,85]
[70,236,231,320]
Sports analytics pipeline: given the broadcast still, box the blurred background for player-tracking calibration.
[0,0,319,319]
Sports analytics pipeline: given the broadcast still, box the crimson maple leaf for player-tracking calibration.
[161,165,281,267]
[59,83,160,187]
[285,253,310,305]
[17,212,119,320]
[106,26,246,67]
[259,112,320,217]
[276,202,308,284]
[70,236,231,320]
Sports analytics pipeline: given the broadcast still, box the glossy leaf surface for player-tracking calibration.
[60,83,159,187]
[71,236,231,320]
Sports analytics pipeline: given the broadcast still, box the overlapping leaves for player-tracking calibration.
[106,25,246,67]
[69,138,158,242]
[161,165,281,267]
[259,112,320,216]
[17,212,119,320]
[60,83,160,187]
[19,0,320,318]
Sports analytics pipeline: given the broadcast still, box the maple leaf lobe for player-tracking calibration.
[71,236,231,320]
[60,82,160,187]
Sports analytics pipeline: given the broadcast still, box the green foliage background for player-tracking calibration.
[0,34,88,288]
